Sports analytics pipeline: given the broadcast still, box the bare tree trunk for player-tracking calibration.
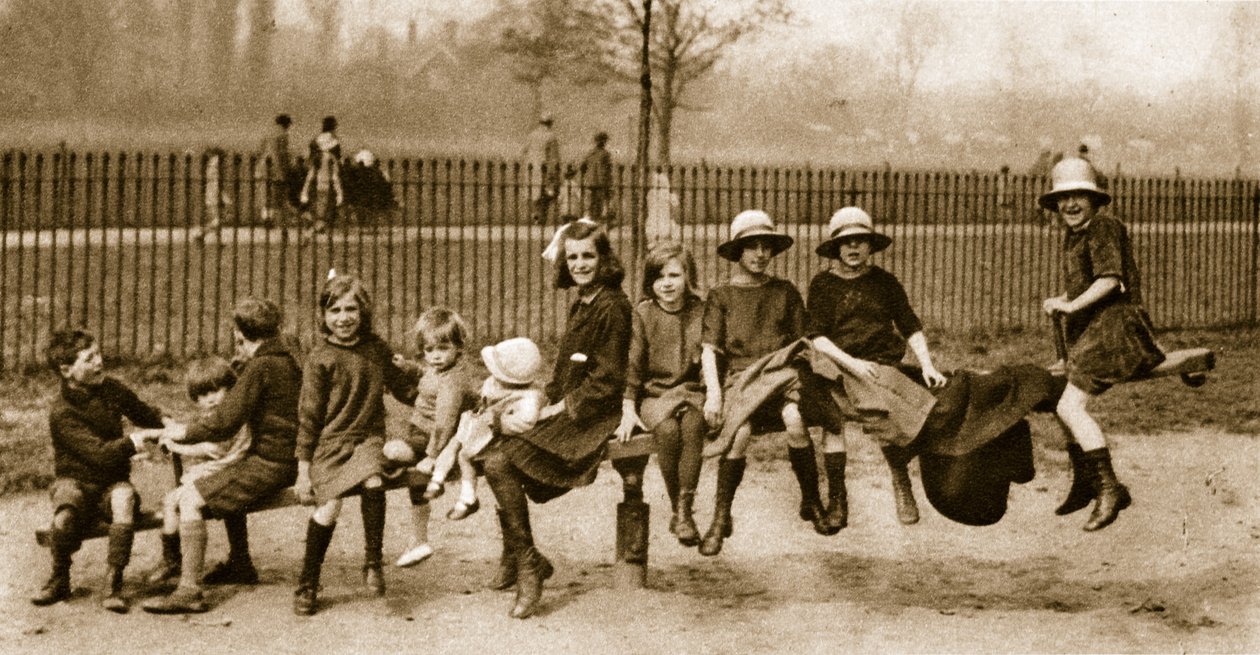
[634,0,654,254]
[208,0,240,99]
[245,0,276,103]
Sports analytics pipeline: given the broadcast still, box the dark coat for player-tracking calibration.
[50,377,165,487]
[185,337,302,465]
[500,285,632,500]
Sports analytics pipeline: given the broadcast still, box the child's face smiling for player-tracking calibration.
[1055,192,1097,230]
[62,343,105,387]
[738,238,774,275]
[196,388,227,410]
[324,292,362,344]
[565,237,599,288]
[836,236,873,271]
[652,258,687,309]
[423,341,459,371]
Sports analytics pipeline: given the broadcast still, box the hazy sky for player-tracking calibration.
[275,0,1236,95]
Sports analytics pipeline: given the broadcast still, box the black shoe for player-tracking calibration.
[363,564,385,597]
[202,560,259,585]
[293,584,318,616]
[30,575,71,607]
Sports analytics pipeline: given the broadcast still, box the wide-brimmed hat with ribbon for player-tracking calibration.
[716,209,794,262]
[481,337,543,386]
[1038,157,1111,211]
[815,207,892,258]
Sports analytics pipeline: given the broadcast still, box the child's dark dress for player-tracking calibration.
[801,266,925,435]
[297,333,417,505]
[702,278,807,431]
[625,295,706,429]
[1061,215,1164,394]
[496,285,632,502]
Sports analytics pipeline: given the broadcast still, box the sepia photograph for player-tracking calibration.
[0,0,1255,653]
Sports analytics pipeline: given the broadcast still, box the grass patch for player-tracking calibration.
[1,327,1254,497]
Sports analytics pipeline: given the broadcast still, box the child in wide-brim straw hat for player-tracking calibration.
[699,209,819,556]
[1039,157,1164,532]
[803,206,946,532]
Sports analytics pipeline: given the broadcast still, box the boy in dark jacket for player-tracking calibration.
[33,329,166,612]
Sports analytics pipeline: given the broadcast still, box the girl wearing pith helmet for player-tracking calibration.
[1040,157,1164,532]
[698,209,818,556]
[803,206,947,532]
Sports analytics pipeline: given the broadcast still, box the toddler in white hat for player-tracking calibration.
[424,337,547,520]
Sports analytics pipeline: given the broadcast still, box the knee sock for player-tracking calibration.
[360,490,386,567]
[177,521,207,590]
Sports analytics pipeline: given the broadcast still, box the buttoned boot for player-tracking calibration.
[294,519,335,616]
[361,490,387,596]
[487,509,519,591]
[883,446,920,525]
[820,452,848,535]
[788,445,827,534]
[1082,448,1131,532]
[673,490,700,547]
[699,458,745,557]
[31,528,75,606]
[1055,443,1097,515]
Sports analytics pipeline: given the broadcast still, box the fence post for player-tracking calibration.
[1250,180,1259,327]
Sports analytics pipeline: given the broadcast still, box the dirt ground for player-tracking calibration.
[0,430,1256,655]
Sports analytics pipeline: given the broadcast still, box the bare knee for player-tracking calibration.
[177,485,206,518]
[53,508,76,531]
[729,424,753,458]
[363,475,383,490]
[109,486,136,522]
[782,403,809,447]
[1055,384,1090,421]
[313,499,342,525]
[382,439,415,463]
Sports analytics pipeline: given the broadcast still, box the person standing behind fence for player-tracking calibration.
[1039,157,1164,532]
[193,147,232,243]
[580,132,612,222]
[300,116,345,237]
[523,114,561,224]
[255,114,293,227]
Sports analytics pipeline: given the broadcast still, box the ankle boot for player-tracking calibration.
[673,490,700,547]
[511,546,547,619]
[502,505,550,619]
[1055,443,1097,515]
[883,447,920,525]
[788,445,827,534]
[31,540,73,606]
[820,452,848,535]
[147,532,181,586]
[294,520,335,616]
[700,458,745,557]
[488,510,518,591]
[101,524,134,613]
[1082,448,1131,532]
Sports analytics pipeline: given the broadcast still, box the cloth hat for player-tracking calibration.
[716,209,794,262]
[815,207,892,258]
[353,150,376,167]
[1038,157,1111,211]
[481,337,543,386]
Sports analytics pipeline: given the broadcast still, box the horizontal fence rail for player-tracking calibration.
[0,148,1256,370]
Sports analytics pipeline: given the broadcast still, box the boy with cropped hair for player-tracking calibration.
[33,329,166,612]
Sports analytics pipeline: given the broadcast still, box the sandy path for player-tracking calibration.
[0,431,1256,654]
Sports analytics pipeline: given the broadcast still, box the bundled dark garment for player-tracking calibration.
[907,365,1063,526]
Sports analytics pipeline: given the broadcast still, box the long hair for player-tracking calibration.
[641,239,700,301]
[317,274,374,337]
[553,220,625,290]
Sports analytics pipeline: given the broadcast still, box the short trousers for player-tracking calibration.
[49,478,138,524]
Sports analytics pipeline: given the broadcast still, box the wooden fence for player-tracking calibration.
[0,149,1255,370]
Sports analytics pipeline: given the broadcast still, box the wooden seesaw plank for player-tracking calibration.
[37,433,658,547]
[1047,347,1215,384]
